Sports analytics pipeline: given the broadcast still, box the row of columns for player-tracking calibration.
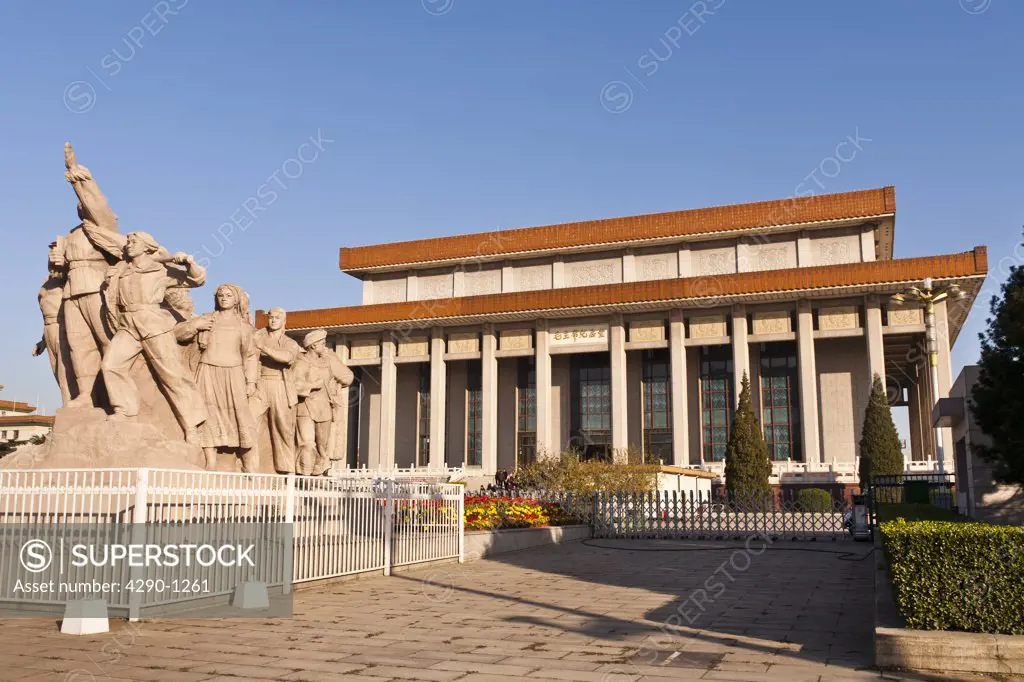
[366,297,904,471]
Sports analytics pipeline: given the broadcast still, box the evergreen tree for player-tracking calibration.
[972,239,1024,485]
[724,372,772,502]
[858,373,904,489]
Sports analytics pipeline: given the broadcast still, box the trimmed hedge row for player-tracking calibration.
[795,488,833,512]
[880,518,1024,634]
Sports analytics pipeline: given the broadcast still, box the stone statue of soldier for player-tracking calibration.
[251,307,303,473]
[101,232,208,443]
[293,329,354,476]
[58,143,124,408]
[32,238,71,404]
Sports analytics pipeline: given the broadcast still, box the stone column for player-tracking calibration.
[622,251,636,283]
[428,328,447,470]
[669,310,689,467]
[860,225,876,261]
[379,336,398,469]
[481,325,498,475]
[501,263,514,292]
[677,246,691,278]
[332,335,350,464]
[797,230,812,267]
[797,300,821,463]
[610,315,628,460]
[935,300,955,469]
[535,320,553,457]
[731,304,749,405]
[865,296,886,386]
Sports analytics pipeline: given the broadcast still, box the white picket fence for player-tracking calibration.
[0,468,463,616]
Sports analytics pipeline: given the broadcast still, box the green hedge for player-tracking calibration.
[880,518,1024,633]
[875,503,966,523]
[795,488,833,512]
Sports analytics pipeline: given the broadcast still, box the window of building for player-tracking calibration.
[570,354,612,460]
[466,364,483,467]
[417,364,430,467]
[642,349,672,463]
[0,430,6,440]
[516,357,537,468]
[11,430,18,441]
[759,342,800,461]
[700,345,733,462]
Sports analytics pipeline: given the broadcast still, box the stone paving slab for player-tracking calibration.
[0,539,1001,681]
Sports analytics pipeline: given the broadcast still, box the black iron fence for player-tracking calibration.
[866,473,956,525]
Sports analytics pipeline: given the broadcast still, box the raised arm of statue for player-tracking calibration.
[65,143,125,259]
[165,252,207,289]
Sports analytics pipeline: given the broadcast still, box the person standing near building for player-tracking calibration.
[251,307,302,473]
[293,329,354,476]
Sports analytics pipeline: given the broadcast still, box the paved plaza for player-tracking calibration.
[0,539,994,681]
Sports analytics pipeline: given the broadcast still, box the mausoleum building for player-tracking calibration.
[266,187,988,486]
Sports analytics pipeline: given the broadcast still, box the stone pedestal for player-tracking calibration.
[13,406,206,470]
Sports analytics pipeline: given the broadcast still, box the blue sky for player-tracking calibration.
[0,1,1021,429]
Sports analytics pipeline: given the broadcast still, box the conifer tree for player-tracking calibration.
[972,238,1024,485]
[724,372,772,503]
[858,373,904,489]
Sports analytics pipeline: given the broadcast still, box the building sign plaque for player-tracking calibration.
[550,324,608,346]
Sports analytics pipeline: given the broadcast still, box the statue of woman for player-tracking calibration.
[178,283,259,471]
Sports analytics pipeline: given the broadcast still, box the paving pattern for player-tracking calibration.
[0,539,995,681]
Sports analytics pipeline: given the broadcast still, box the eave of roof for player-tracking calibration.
[339,186,897,274]
[268,246,987,346]
[0,400,36,413]
[0,415,52,426]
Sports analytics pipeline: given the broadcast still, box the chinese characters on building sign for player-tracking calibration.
[550,326,608,345]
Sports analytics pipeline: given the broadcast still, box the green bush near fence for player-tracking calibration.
[509,452,657,493]
[880,518,1024,634]
[875,503,965,523]
[795,488,833,512]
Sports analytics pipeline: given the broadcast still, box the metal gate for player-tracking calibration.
[592,491,852,541]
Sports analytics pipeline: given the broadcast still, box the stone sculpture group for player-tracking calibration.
[31,144,352,475]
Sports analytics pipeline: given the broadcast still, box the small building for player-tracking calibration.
[934,366,1024,524]
[266,187,988,489]
[0,399,54,444]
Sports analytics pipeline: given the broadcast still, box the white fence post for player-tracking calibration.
[458,487,465,564]
[283,474,295,595]
[383,479,394,576]
[128,468,149,621]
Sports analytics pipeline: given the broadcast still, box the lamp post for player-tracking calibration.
[891,278,966,475]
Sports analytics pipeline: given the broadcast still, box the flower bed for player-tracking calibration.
[464,495,580,531]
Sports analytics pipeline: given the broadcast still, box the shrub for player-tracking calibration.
[724,373,772,503]
[875,503,965,523]
[858,374,904,491]
[795,488,833,512]
[880,519,1024,633]
[509,452,656,493]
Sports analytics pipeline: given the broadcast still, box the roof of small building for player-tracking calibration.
[0,415,53,427]
[0,400,36,413]
[338,186,896,274]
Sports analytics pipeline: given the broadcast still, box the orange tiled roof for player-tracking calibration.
[339,187,896,272]
[0,415,52,426]
[0,400,35,413]
[270,246,986,331]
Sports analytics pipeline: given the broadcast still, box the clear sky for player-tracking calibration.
[1,1,1020,441]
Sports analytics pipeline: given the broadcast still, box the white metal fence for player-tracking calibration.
[0,468,463,615]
